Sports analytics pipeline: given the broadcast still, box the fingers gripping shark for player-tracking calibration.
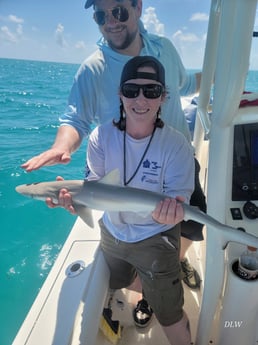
[16,169,258,249]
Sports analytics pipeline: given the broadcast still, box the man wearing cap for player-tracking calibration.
[59,55,194,344]
[22,0,206,327]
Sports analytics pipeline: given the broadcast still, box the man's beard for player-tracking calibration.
[107,28,138,51]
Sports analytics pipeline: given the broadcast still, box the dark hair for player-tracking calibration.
[113,101,165,131]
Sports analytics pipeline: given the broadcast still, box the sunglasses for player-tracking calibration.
[121,83,163,99]
[93,6,129,26]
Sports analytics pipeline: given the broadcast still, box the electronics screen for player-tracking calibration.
[232,123,258,201]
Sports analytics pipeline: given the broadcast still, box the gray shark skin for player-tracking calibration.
[16,169,258,249]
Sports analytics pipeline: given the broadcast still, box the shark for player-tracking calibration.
[16,169,258,249]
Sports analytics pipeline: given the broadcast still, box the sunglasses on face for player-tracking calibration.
[93,6,129,26]
[121,83,163,99]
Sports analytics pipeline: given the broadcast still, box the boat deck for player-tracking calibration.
[94,228,206,345]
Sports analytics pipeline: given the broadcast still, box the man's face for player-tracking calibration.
[93,0,142,52]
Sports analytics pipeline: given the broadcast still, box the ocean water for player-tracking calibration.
[0,58,86,345]
[1,57,258,345]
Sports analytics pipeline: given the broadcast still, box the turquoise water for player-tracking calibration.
[0,58,87,345]
[1,57,258,345]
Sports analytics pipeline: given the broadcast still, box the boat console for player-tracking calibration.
[194,0,258,342]
[225,112,258,237]
[197,106,258,345]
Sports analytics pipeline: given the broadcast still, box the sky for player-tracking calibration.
[0,0,258,69]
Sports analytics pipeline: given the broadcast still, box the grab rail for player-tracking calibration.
[193,0,221,151]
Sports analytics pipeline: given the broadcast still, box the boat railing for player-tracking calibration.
[193,0,221,154]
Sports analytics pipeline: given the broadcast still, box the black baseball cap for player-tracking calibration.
[120,56,165,86]
[84,0,94,9]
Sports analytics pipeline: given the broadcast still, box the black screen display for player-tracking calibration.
[232,123,258,201]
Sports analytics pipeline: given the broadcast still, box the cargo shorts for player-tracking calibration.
[99,219,184,326]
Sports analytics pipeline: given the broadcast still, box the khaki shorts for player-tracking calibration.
[99,219,184,326]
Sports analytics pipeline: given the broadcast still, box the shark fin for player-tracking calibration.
[98,169,121,186]
[74,204,94,228]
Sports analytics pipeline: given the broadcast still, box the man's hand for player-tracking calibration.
[21,126,81,172]
[152,196,185,225]
[45,176,76,215]
[21,149,71,172]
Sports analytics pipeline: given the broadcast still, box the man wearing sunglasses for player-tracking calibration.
[22,0,205,328]
[55,55,194,345]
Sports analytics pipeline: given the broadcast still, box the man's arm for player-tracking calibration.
[21,125,82,172]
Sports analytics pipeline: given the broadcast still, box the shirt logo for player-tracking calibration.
[141,159,161,184]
